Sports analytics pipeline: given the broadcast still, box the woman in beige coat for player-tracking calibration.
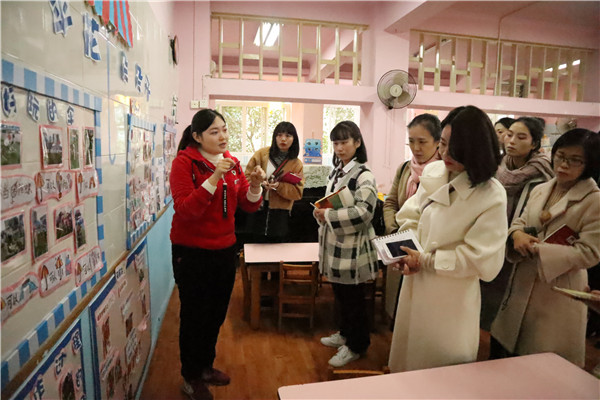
[388,106,507,372]
[491,129,600,366]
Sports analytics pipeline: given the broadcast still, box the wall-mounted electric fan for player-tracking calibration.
[377,70,417,109]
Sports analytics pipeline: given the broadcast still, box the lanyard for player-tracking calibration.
[222,180,228,219]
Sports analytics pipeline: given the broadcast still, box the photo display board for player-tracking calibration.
[11,320,87,400]
[162,122,176,205]
[126,115,156,249]
[89,238,151,400]
[1,82,101,356]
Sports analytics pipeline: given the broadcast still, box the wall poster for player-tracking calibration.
[89,238,151,400]
[11,319,87,400]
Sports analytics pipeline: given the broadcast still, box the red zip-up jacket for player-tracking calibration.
[170,146,262,249]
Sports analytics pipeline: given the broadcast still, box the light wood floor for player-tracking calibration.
[141,269,600,399]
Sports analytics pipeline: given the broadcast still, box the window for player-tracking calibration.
[322,105,360,164]
[215,100,291,165]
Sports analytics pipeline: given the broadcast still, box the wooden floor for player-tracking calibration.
[141,269,600,399]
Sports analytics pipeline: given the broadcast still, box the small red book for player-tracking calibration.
[278,172,302,185]
[544,224,578,246]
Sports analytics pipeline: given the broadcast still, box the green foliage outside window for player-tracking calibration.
[217,102,288,155]
[221,106,242,152]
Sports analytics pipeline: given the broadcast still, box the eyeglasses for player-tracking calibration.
[553,153,585,168]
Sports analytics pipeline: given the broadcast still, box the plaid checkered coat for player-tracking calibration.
[317,162,379,284]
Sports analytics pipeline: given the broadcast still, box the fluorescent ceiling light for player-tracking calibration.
[545,59,580,72]
[254,22,280,47]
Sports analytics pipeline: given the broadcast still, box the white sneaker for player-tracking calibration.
[328,345,360,367]
[320,331,346,348]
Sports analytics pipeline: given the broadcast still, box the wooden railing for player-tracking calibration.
[409,30,592,101]
[211,13,367,85]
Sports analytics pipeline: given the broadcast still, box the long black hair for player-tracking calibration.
[445,105,502,186]
[269,121,300,160]
[177,109,226,152]
[330,120,368,166]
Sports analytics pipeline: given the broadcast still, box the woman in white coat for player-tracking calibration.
[491,129,600,366]
[388,106,508,372]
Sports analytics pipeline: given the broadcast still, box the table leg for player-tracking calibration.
[250,268,261,329]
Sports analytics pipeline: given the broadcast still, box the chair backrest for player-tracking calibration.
[279,261,318,293]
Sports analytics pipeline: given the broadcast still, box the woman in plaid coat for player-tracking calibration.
[313,121,379,367]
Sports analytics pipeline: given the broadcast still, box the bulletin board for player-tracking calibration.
[89,238,151,400]
[1,63,106,392]
[162,122,177,205]
[11,319,87,400]
[126,115,157,249]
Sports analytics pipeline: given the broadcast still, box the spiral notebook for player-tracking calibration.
[372,230,424,265]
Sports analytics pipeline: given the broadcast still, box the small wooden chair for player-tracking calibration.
[327,365,390,381]
[278,261,318,331]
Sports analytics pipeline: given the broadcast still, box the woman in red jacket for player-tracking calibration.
[170,109,265,400]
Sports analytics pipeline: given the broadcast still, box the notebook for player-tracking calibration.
[372,229,424,265]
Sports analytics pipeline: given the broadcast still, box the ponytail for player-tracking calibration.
[177,125,195,152]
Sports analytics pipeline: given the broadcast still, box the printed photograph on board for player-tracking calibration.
[40,125,64,169]
[69,127,81,169]
[54,203,74,241]
[74,204,86,251]
[1,212,26,262]
[1,121,22,168]
[31,204,49,260]
[84,127,95,167]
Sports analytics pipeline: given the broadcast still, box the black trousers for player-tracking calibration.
[332,282,370,354]
[172,244,237,381]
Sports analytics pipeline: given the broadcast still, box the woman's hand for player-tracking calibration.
[215,158,237,178]
[208,158,237,186]
[264,181,280,191]
[512,230,540,257]
[390,247,421,275]
[313,208,326,224]
[249,166,266,188]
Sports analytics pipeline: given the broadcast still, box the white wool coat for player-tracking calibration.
[388,161,507,372]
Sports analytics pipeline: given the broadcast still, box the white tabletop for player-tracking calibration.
[278,353,600,399]
[244,242,319,263]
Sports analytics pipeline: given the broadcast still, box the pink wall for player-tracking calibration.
[172,1,600,192]
[173,1,211,137]
[210,1,373,25]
